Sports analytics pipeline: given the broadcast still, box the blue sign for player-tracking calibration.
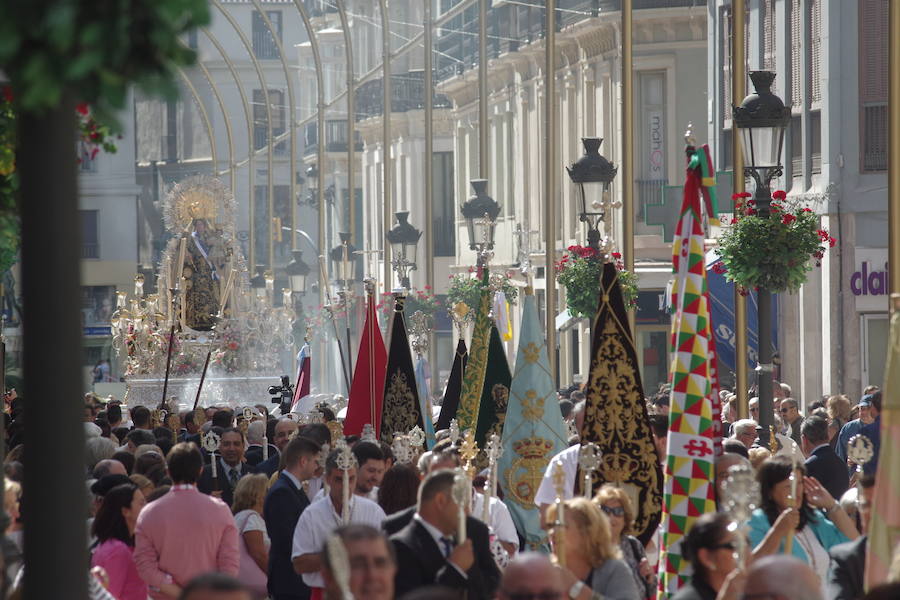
[705,250,778,374]
[84,327,112,337]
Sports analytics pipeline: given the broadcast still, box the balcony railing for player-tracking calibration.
[636,178,668,219]
[355,72,452,120]
[303,120,363,156]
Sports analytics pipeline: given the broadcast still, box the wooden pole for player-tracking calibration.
[192,350,212,411]
[160,323,176,410]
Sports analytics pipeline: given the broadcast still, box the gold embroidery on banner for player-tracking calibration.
[380,371,420,444]
[582,316,663,542]
[456,289,492,430]
[520,390,545,421]
[522,342,541,364]
[503,436,554,509]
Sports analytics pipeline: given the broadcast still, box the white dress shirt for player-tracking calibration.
[471,493,519,544]
[291,494,386,588]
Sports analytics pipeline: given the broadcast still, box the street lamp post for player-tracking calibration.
[330,232,359,381]
[733,70,791,445]
[386,211,422,290]
[461,179,501,268]
[566,137,619,251]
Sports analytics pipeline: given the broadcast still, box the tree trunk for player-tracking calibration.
[20,96,88,600]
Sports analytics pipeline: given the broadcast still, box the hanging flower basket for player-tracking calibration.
[447,270,518,312]
[714,191,835,293]
[555,245,638,319]
[375,287,442,321]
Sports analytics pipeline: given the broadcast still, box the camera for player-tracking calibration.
[268,375,294,415]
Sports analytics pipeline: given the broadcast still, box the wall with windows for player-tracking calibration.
[707,0,888,403]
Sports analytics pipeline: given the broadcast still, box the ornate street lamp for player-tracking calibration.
[285,249,311,295]
[329,232,358,289]
[386,211,422,290]
[250,265,267,299]
[566,137,618,251]
[460,179,501,266]
[733,70,790,445]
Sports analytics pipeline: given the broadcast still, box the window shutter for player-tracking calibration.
[809,0,822,104]
[790,0,802,107]
[722,6,732,115]
[859,0,889,171]
[763,0,777,93]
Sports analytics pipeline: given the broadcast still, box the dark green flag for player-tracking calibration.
[436,338,467,430]
[379,295,424,444]
[472,324,512,451]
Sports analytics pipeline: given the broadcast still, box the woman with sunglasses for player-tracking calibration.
[547,497,639,600]
[672,512,739,600]
[748,455,859,591]
[594,485,656,599]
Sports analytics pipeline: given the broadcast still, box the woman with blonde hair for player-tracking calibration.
[232,473,271,598]
[547,497,640,600]
[594,485,656,599]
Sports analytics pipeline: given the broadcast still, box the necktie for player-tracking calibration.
[440,537,454,558]
[229,467,240,488]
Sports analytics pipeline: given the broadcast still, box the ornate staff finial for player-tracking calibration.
[578,442,602,498]
[202,429,222,484]
[361,423,376,442]
[449,418,460,446]
[451,468,471,543]
[334,439,358,525]
[481,433,503,523]
[768,425,779,454]
[721,464,760,570]
[459,429,479,477]
[242,406,254,421]
[325,534,353,600]
[392,434,413,464]
[408,425,426,450]
[151,408,167,430]
[848,434,874,486]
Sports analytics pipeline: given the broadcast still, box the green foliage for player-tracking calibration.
[714,192,834,293]
[376,289,441,321]
[0,0,209,123]
[447,271,519,313]
[0,94,18,276]
[555,245,638,319]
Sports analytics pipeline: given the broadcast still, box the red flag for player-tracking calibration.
[344,292,387,437]
[290,343,311,412]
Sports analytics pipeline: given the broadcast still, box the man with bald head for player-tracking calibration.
[254,417,300,476]
[497,553,565,600]
[741,555,822,600]
[92,458,127,479]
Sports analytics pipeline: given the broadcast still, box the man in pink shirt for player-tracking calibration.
[134,442,240,599]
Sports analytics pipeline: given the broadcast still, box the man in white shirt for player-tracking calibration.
[292,449,386,599]
[472,483,519,556]
[534,401,586,523]
[352,441,385,502]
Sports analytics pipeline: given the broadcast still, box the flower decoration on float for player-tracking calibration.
[714,190,835,294]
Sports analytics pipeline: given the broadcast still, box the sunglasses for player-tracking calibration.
[780,408,791,413]
[601,505,626,517]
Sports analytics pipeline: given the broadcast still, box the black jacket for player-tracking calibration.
[805,444,850,502]
[196,458,251,508]
[263,472,311,600]
[382,506,416,536]
[827,535,866,600]
[245,444,279,468]
[254,453,282,477]
[390,516,500,600]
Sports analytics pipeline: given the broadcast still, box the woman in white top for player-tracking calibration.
[232,474,271,599]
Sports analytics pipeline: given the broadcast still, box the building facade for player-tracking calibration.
[708,0,888,403]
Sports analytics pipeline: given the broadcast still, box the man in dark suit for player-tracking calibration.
[263,435,321,600]
[802,415,849,501]
[389,469,500,600]
[253,417,300,476]
[245,420,278,467]
[197,427,251,507]
[827,475,875,600]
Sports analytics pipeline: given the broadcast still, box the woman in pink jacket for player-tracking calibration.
[91,482,149,600]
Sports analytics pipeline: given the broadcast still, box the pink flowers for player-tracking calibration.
[781,213,796,225]
[772,190,787,201]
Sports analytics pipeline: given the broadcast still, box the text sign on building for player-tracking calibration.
[851,248,889,312]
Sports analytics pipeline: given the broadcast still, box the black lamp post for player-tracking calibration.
[460,179,501,267]
[386,211,422,290]
[329,232,359,289]
[566,137,618,250]
[733,70,791,445]
[285,249,311,295]
[250,265,267,299]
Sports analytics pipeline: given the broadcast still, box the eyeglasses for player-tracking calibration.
[709,542,738,551]
[780,408,791,414]
[601,505,626,518]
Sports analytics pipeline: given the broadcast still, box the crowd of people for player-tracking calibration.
[1,382,898,600]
